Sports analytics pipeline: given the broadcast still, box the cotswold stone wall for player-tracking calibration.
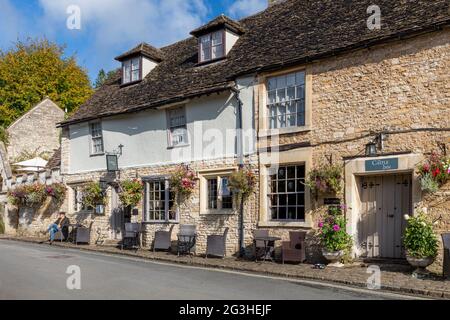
[7,99,64,162]
[61,155,259,256]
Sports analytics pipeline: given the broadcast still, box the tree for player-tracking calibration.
[0,38,93,127]
[94,68,117,88]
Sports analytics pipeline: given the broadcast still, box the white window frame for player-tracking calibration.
[199,30,225,63]
[89,122,104,155]
[166,106,188,148]
[122,57,141,84]
[143,178,177,223]
[267,164,306,222]
[266,71,306,130]
[199,169,236,214]
[72,185,93,213]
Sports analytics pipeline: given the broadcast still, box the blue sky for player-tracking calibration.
[0,0,267,83]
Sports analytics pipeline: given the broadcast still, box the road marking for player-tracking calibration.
[0,240,431,300]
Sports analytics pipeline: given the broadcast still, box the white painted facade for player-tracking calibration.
[68,76,257,174]
[142,57,158,78]
[225,30,240,55]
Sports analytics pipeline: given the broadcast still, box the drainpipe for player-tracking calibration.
[231,86,245,257]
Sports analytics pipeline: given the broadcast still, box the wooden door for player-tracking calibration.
[110,187,124,240]
[358,174,411,259]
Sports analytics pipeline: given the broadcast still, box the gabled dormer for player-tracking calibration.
[115,43,164,86]
[190,14,245,65]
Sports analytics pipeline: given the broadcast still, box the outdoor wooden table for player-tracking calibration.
[253,236,281,262]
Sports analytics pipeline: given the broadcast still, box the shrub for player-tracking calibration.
[45,183,66,207]
[318,206,352,252]
[82,182,105,208]
[306,164,343,195]
[119,179,144,207]
[228,168,256,201]
[403,212,438,259]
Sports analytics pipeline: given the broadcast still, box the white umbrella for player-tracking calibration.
[13,157,48,168]
[15,166,45,172]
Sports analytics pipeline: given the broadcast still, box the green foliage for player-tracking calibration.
[94,69,117,88]
[45,183,67,207]
[8,183,47,208]
[0,216,4,234]
[0,126,9,145]
[417,151,450,193]
[169,166,196,197]
[404,212,438,259]
[119,179,144,207]
[0,38,93,127]
[228,167,256,201]
[81,182,106,208]
[306,164,343,195]
[318,206,352,252]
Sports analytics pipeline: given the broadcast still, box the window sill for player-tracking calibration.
[90,152,105,158]
[167,143,190,150]
[259,126,311,138]
[120,79,142,88]
[200,209,236,216]
[142,221,179,224]
[258,221,311,228]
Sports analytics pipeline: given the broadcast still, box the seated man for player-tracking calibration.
[46,212,70,244]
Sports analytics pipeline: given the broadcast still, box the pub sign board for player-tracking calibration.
[365,158,399,172]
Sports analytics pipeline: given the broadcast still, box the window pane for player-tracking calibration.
[207,178,217,209]
[131,58,140,70]
[296,71,305,85]
[211,31,222,45]
[212,44,223,59]
[132,70,140,81]
[268,90,276,104]
[268,78,277,90]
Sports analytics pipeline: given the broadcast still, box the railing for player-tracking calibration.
[2,169,62,191]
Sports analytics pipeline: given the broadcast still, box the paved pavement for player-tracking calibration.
[0,240,413,300]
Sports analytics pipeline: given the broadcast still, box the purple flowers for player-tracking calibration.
[333,225,341,232]
[318,221,324,228]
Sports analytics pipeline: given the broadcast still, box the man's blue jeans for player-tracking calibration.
[47,223,60,241]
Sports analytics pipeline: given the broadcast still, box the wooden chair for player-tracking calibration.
[442,233,450,278]
[206,228,229,258]
[281,231,306,264]
[153,225,175,252]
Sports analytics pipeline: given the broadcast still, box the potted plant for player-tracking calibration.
[306,164,343,196]
[318,205,352,267]
[403,212,438,276]
[169,165,197,204]
[118,179,144,212]
[417,151,450,194]
[82,182,106,214]
[8,183,47,208]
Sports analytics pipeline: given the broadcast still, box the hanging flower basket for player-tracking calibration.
[306,164,343,195]
[228,167,256,202]
[169,165,197,199]
[45,183,67,207]
[8,183,48,208]
[417,151,449,194]
[118,179,144,208]
[82,182,106,209]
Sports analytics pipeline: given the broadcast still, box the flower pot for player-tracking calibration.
[322,249,345,267]
[406,254,434,278]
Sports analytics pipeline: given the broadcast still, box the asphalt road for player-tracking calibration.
[0,240,413,300]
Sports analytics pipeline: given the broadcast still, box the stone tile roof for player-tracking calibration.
[190,14,246,37]
[46,147,61,170]
[60,0,450,127]
[114,42,165,62]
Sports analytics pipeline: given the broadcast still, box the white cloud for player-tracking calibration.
[38,0,208,47]
[228,0,267,19]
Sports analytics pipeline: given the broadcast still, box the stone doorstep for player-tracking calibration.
[1,236,449,299]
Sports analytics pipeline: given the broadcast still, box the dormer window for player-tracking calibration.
[123,57,141,84]
[190,14,245,65]
[199,31,224,63]
[115,42,164,86]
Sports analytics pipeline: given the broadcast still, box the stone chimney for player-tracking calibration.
[268,0,287,6]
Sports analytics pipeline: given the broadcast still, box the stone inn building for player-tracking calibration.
[7,0,449,264]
